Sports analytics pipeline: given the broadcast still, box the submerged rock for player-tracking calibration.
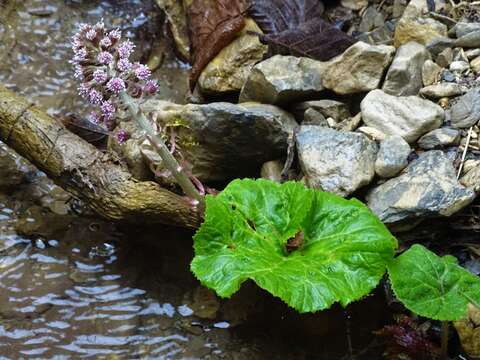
[367,151,475,224]
[382,41,430,96]
[418,127,460,149]
[239,55,325,104]
[296,126,377,197]
[321,42,395,95]
[361,89,444,143]
[375,136,411,178]
[198,19,268,94]
[447,88,480,128]
[143,101,298,181]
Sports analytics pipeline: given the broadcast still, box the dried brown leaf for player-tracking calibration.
[249,0,356,61]
[187,0,247,91]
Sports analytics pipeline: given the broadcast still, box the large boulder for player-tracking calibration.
[198,19,268,94]
[296,126,377,197]
[239,55,325,104]
[367,151,476,224]
[382,42,430,96]
[360,89,444,143]
[139,101,298,182]
[320,42,395,95]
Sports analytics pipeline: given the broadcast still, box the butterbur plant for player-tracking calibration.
[71,22,203,203]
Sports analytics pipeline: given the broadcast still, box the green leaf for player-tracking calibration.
[387,244,480,321]
[191,179,397,313]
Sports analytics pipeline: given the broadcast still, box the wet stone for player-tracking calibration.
[367,151,476,224]
[375,136,411,178]
[297,126,377,197]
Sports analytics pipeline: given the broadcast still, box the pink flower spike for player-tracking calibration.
[134,64,151,81]
[73,65,84,79]
[85,29,97,41]
[144,80,158,95]
[117,40,135,59]
[97,51,113,65]
[100,37,112,48]
[78,83,90,98]
[117,58,132,72]
[106,77,126,94]
[116,130,130,144]
[93,69,108,84]
[108,29,121,41]
[101,100,116,120]
[88,89,103,105]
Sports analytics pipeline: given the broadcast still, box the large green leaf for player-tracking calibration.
[191,179,397,313]
[388,244,480,321]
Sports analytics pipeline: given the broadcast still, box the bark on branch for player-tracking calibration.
[0,85,202,229]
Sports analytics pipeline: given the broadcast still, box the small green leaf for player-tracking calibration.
[387,244,480,321]
[191,179,397,313]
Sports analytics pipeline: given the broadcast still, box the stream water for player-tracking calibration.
[0,1,391,358]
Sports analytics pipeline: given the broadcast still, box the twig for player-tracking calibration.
[457,126,473,179]
[440,321,449,360]
[281,128,298,182]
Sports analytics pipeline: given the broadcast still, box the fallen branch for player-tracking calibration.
[0,84,202,229]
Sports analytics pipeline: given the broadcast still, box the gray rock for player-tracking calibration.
[239,55,324,104]
[436,47,453,68]
[293,100,351,123]
[303,108,328,126]
[341,0,368,10]
[367,151,476,224]
[359,6,385,33]
[360,89,444,143]
[450,60,470,73]
[418,128,460,149]
[471,56,480,73]
[296,126,377,197]
[465,48,480,60]
[198,19,268,94]
[375,136,411,178]
[142,101,298,181]
[321,41,395,95]
[448,88,480,128]
[422,59,442,86]
[455,31,480,48]
[382,42,430,96]
[452,22,480,38]
[426,37,455,57]
[419,83,468,98]
[0,142,28,189]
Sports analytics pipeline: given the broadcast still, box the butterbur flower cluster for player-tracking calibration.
[71,22,159,131]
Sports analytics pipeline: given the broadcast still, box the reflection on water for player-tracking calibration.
[0,0,391,358]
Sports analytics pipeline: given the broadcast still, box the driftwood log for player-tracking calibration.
[0,85,202,229]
